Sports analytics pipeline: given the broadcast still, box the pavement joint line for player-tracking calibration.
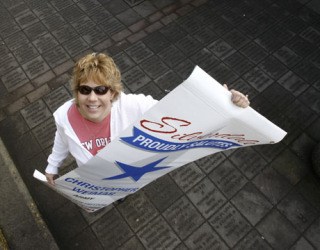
[0,138,57,247]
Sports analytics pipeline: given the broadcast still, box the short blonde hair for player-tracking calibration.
[71,53,123,104]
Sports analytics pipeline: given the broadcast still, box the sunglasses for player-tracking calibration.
[77,85,110,95]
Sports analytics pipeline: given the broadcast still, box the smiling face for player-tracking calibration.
[77,81,115,123]
[71,53,123,114]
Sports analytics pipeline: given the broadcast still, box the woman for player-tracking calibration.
[45,53,249,185]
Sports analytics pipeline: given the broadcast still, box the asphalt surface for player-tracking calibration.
[1,0,320,249]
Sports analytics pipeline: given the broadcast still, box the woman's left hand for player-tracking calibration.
[224,84,250,108]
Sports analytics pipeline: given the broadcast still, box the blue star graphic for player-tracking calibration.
[103,157,170,182]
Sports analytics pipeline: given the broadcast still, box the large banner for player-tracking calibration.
[34,66,286,212]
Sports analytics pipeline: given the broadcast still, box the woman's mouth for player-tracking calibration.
[87,105,100,110]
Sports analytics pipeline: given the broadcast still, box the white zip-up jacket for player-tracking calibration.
[45,92,158,174]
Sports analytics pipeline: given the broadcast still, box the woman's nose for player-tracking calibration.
[88,91,98,100]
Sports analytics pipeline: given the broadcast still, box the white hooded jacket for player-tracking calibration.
[45,92,157,174]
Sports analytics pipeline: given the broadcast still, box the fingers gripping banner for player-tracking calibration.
[34,66,286,212]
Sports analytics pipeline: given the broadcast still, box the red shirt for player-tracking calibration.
[68,104,111,155]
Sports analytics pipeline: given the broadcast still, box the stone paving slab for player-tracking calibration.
[1,0,320,249]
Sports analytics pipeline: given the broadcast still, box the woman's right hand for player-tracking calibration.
[45,173,56,186]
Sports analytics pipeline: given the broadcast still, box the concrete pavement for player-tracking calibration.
[0,138,58,249]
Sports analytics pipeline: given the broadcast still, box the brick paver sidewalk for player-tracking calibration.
[1,0,320,249]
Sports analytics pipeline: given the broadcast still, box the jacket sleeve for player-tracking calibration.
[45,123,69,174]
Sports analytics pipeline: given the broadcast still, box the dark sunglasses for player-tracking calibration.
[77,85,110,95]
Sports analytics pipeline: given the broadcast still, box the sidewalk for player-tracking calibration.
[0,0,320,249]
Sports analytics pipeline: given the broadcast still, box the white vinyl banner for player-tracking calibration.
[34,66,287,212]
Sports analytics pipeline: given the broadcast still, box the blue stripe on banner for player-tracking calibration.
[120,127,240,152]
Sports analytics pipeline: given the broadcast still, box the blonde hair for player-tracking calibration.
[71,53,123,104]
